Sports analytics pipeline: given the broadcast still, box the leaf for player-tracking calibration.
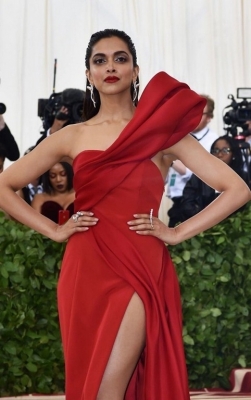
[238,355,246,367]
[211,308,222,317]
[217,274,231,282]
[183,335,194,345]
[26,362,38,372]
[182,250,191,261]
[216,236,225,245]
[200,309,211,318]
[0,267,9,279]
[4,343,17,355]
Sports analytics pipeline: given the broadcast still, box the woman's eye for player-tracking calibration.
[115,56,127,62]
[94,58,105,64]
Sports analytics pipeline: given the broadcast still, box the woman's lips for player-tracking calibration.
[104,76,119,83]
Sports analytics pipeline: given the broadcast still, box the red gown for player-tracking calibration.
[57,72,206,399]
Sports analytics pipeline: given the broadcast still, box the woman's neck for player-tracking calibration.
[97,94,136,123]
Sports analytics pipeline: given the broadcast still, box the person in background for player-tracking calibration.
[179,135,249,221]
[0,143,6,173]
[36,88,85,145]
[166,94,219,227]
[17,146,43,205]
[31,162,74,224]
[0,29,249,400]
[0,114,20,161]
[190,94,218,151]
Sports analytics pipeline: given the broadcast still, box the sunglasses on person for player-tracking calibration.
[211,147,232,155]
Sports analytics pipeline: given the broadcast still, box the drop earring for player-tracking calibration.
[132,80,140,104]
[87,83,96,108]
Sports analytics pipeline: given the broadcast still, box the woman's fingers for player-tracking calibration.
[127,213,154,232]
[55,211,98,242]
[71,210,99,227]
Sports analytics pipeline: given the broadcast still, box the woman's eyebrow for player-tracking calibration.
[92,50,129,59]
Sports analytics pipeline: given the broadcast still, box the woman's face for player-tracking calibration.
[211,139,233,165]
[49,163,68,193]
[86,36,139,98]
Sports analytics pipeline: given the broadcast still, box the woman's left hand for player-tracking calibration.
[127,213,178,245]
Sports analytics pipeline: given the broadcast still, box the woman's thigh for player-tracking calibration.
[97,292,146,400]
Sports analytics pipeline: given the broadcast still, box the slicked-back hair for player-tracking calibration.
[83,29,139,120]
[0,144,6,161]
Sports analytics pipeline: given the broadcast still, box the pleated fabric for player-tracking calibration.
[57,72,206,399]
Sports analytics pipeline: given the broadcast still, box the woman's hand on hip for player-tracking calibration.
[127,213,178,245]
[53,211,99,242]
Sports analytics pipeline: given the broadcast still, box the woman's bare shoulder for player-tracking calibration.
[57,122,93,159]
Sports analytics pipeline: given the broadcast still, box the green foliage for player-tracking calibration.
[0,203,250,394]
[0,213,65,395]
[170,203,251,389]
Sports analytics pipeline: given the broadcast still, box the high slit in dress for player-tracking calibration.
[57,72,206,399]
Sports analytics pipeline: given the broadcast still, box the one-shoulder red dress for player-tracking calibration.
[57,72,206,399]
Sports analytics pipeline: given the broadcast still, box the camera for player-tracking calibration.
[0,103,6,114]
[223,88,251,137]
[38,88,85,131]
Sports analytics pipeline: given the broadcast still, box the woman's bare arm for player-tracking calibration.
[171,160,187,175]
[129,134,251,244]
[0,127,95,241]
[31,193,44,213]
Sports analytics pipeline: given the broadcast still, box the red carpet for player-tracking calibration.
[1,369,251,399]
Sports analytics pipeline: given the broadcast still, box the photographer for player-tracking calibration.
[36,88,85,145]
[0,114,20,161]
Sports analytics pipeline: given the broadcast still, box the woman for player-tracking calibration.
[31,162,74,223]
[179,135,249,220]
[0,29,249,400]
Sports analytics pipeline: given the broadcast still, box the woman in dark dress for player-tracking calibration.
[179,135,249,220]
[31,161,74,224]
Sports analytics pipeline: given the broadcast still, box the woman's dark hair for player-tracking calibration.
[0,143,6,161]
[83,29,139,120]
[210,135,246,180]
[42,162,73,194]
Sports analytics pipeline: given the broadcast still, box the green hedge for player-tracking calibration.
[170,203,251,389]
[0,204,251,395]
[0,214,65,396]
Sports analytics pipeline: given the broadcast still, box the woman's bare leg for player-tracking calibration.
[96,292,146,400]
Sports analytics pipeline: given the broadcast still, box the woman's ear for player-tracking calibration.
[133,65,140,81]
[86,70,93,85]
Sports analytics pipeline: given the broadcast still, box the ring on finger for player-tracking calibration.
[72,214,79,223]
[72,211,84,223]
[150,208,154,230]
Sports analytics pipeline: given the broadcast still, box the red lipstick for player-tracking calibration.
[104,76,119,83]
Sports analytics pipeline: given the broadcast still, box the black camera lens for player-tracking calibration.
[0,103,6,114]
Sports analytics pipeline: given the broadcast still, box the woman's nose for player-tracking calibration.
[107,66,116,73]
[106,60,116,72]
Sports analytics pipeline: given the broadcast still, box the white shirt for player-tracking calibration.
[166,126,218,198]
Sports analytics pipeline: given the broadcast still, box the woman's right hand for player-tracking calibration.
[53,211,99,242]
